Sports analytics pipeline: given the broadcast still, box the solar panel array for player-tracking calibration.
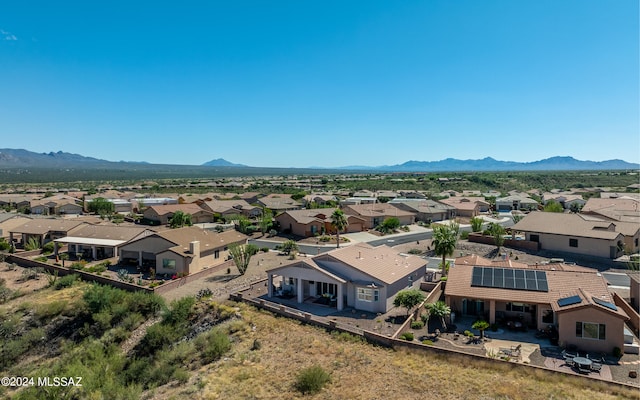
[592,297,618,311]
[471,266,549,292]
[557,295,582,307]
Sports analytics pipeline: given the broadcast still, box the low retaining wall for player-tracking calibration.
[152,260,236,295]
[468,233,539,252]
[6,254,153,293]
[613,292,640,336]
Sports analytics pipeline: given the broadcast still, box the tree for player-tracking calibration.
[488,222,506,253]
[426,300,451,331]
[226,214,251,234]
[377,217,400,234]
[87,197,115,217]
[543,200,564,213]
[169,211,193,228]
[393,289,425,317]
[330,209,348,248]
[472,319,490,339]
[432,222,459,276]
[470,217,483,233]
[281,240,299,257]
[228,243,257,275]
[259,209,273,235]
[59,252,69,268]
[569,202,583,213]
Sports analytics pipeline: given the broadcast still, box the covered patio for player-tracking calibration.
[54,236,126,260]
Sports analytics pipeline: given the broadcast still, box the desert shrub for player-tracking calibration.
[0,285,13,304]
[54,274,79,290]
[84,264,107,273]
[422,339,433,345]
[460,231,470,239]
[294,365,331,395]
[121,312,145,331]
[197,329,231,364]
[0,327,45,370]
[196,288,213,300]
[399,332,414,341]
[260,247,270,252]
[149,281,161,288]
[162,296,196,327]
[330,331,365,343]
[70,260,87,270]
[139,323,177,356]
[34,300,67,320]
[42,241,55,254]
[408,249,422,255]
[35,255,49,263]
[84,284,127,313]
[411,320,424,329]
[613,347,622,358]
[0,239,10,251]
[251,339,261,351]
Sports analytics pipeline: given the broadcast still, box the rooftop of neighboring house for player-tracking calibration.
[30,194,82,207]
[257,194,302,209]
[512,212,624,240]
[64,224,153,242]
[202,199,257,213]
[496,195,539,203]
[276,208,339,224]
[389,198,456,212]
[145,203,210,217]
[542,192,586,202]
[438,197,489,210]
[582,197,640,223]
[342,203,416,218]
[447,255,625,319]
[153,226,248,251]
[10,219,87,235]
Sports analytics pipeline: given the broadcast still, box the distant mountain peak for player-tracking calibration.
[201,158,247,167]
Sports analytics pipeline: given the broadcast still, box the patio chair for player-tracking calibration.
[590,362,602,374]
[563,356,575,367]
[577,364,591,374]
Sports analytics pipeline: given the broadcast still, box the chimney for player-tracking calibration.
[190,240,200,256]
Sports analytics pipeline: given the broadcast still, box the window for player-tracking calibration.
[214,250,220,259]
[530,234,539,243]
[162,259,176,269]
[542,309,554,324]
[506,302,528,312]
[576,322,606,340]
[569,238,578,248]
[357,288,379,302]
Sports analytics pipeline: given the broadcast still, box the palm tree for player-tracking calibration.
[432,222,459,276]
[426,301,451,331]
[330,209,348,248]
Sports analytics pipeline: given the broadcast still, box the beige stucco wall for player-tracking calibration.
[557,307,625,354]
[525,232,622,259]
[156,251,187,275]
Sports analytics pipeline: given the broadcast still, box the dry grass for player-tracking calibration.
[153,303,638,400]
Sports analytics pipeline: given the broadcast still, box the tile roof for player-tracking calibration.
[320,243,426,285]
[343,203,416,218]
[512,212,623,240]
[146,203,210,217]
[155,226,248,250]
[10,219,87,235]
[278,208,338,224]
[67,224,151,242]
[446,255,615,308]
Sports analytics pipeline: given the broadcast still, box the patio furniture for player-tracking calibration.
[590,362,602,374]
[573,356,592,374]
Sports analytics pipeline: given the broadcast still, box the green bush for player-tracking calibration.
[294,365,331,395]
[408,249,422,255]
[34,256,49,263]
[260,247,270,252]
[85,264,107,273]
[34,301,67,320]
[70,260,87,270]
[460,231,470,240]
[198,329,231,364]
[42,241,55,254]
[411,320,424,329]
[399,332,414,341]
[613,346,622,358]
[54,274,79,290]
[163,297,196,327]
[422,339,433,345]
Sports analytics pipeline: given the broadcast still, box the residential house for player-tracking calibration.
[143,204,214,225]
[438,197,490,217]
[257,194,302,213]
[0,214,32,241]
[30,195,83,215]
[512,212,626,259]
[199,199,262,219]
[389,199,456,223]
[302,195,338,208]
[446,255,629,354]
[341,203,416,229]
[266,243,427,312]
[54,224,154,260]
[581,197,640,224]
[495,195,539,212]
[0,195,35,211]
[275,208,365,237]
[542,193,586,210]
[9,219,87,248]
[118,226,248,275]
[340,197,377,206]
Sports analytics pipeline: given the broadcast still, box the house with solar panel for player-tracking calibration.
[445,255,630,354]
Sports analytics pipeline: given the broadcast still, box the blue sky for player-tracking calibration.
[1,1,638,167]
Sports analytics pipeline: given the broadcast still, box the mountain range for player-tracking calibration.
[0,149,637,172]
